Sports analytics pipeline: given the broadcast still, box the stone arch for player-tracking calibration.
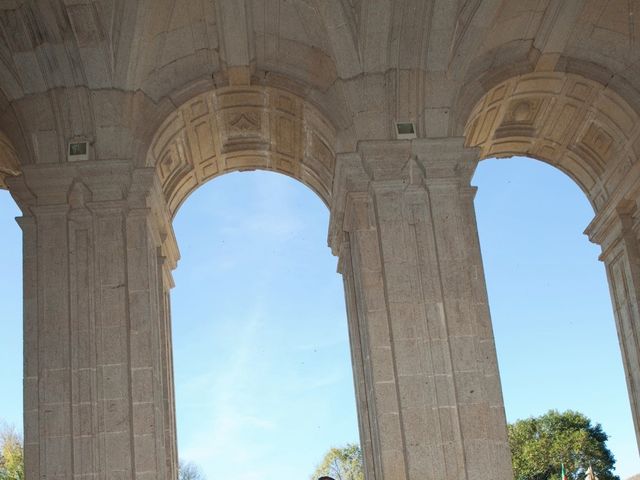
[464,69,640,454]
[146,85,337,215]
[464,72,640,211]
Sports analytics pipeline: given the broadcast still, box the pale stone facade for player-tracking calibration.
[0,1,639,479]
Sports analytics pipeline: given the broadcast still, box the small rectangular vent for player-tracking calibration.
[395,122,416,140]
[68,141,89,161]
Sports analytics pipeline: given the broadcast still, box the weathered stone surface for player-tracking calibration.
[330,138,512,480]
[0,1,639,479]
[8,163,177,479]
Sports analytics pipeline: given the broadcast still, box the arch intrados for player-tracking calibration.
[173,167,332,221]
[463,72,640,212]
[478,152,598,213]
[0,130,22,190]
[146,85,337,216]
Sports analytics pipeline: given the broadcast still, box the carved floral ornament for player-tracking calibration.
[146,86,337,214]
[465,72,640,211]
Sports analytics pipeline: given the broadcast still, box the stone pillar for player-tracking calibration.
[586,204,640,452]
[7,162,178,480]
[330,138,513,480]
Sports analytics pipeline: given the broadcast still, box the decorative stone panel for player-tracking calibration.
[147,86,336,214]
[465,72,640,211]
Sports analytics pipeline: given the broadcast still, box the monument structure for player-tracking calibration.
[0,1,638,478]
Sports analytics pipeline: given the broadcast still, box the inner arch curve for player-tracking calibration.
[464,72,640,211]
[147,86,337,214]
[0,130,21,189]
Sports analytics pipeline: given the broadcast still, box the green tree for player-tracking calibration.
[312,443,363,480]
[508,410,618,480]
[0,423,24,480]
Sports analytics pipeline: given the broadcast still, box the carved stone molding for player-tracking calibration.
[146,86,336,214]
[329,138,480,256]
[6,161,179,275]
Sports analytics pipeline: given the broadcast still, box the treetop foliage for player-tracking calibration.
[312,410,619,480]
[0,423,24,480]
[178,460,206,480]
[312,443,364,480]
[508,409,618,480]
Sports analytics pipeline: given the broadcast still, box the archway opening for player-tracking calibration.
[472,156,640,478]
[170,170,359,479]
[0,189,23,432]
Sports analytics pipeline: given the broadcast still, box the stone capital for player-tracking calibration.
[356,140,413,183]
[6,160,180,274]
[7,161,153,211]
[411,137,480,186]
[585,198,640,261]
[338,137,480,196]
[328,137,480,256]
[348,138,479,186]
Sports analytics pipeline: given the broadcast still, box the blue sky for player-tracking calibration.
[0,156,638,479]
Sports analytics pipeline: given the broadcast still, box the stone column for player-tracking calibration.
[7,161,178,480]
[586,204,640,452]
[329,138,513,480]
